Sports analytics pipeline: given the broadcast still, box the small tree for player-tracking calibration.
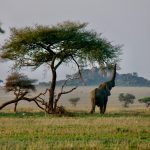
[1,21,122,113]
[3,72,37,112]
[138,97,150,107]
[118,93,135,107]
[69,97,80,107]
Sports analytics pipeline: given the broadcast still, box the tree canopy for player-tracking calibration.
[119,93,135,107]
[1,21,121,70]
[0,72,37,112]
[138,97,150,107]
[5,72,36,93]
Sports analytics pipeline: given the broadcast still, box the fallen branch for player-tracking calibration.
[0,89,49,111]
[0,91,28,110]
[0,98,21,110]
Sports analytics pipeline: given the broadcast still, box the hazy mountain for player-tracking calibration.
[55,67,150,87]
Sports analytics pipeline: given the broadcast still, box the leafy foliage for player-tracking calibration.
[138,97,150,107]
[1,21,121,69]
[3,72,37,112]
[119,93,135,107]
[5,72,37,93]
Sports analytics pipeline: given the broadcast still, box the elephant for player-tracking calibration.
[90,64,116,114]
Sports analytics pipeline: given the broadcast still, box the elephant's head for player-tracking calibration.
[106,81,114,90]
[99,83,111,96]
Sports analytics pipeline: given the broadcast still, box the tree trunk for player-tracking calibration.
[48,68,57,113]
[14,102,18,113]
[53,93,61,112]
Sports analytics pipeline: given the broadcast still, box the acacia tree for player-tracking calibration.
[138,97,150,107]
[119,93,135,107]
[0,21,121,113]
[1,72,37,112]
[69,97,80,107]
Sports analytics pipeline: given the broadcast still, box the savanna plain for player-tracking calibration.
[0,86,150,150]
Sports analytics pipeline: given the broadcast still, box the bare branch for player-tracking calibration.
[60,75,79,93]
[60,87,78,95]
[0,89,48,111]
[32,88,49,100]
[54,75,78,110]
[33,100,45,110]
[54,59,64,70]
[0,99,20,110]
[24,88,49,106]
[0,91,27,110]
[71,55,86,85]
[36,42,55,55]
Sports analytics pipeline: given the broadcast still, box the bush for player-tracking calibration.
[55,106,66,114]
[138,97,150,107]
[118,93,135,107]
[68,97,80,107]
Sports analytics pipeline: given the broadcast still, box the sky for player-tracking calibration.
[0,0,150,82]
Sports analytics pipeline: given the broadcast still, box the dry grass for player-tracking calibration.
[0,109,150,150]
[0,87,150,149]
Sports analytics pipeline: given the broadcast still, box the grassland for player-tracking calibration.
[0,109,150,150]
[0,87,150,149]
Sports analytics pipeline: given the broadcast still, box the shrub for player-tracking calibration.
[118,93,135,107]
[138,97,150,107]
[68,97,80,107]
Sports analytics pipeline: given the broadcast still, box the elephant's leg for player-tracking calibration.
[99,105,104,114]
[90,98,95,114]
[99,98,105,114]
[99,101,104,114]
[103,96,108,113]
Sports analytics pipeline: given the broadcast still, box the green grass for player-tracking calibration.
[0,109,150,150]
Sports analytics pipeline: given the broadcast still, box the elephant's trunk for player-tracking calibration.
[111,64,117,82]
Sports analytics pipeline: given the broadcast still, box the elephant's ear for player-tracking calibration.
[105,87,111,96]
[99,83,106,89]
[99,83,111,96]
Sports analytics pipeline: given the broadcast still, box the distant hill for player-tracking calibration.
[55,67,150,87]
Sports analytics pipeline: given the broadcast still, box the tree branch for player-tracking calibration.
[32,88,49,100]
[54,76,78,110]
[60,87,78,95]
[54,59,64,70]
[36,42,55,55]
[32,100,45,110]
[70,55,86,85]
[0,99,20,110]
[0,90,48,111]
